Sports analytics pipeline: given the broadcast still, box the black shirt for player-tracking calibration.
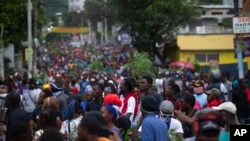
[86,99,103,112]
[5,106,30,141]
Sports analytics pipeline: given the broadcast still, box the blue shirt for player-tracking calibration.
[80,80,90,94]
[141,114,168,141]
[194,93,207,108]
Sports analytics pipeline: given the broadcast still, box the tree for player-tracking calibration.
[0,0,28,49]
[110,0,198,66]
[199,0,223,4]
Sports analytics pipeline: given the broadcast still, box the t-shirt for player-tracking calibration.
[119,96,136,122]
[60,116,82,140]
[194,93,207,108]
[219,128,230,141]
[141,114,168,141]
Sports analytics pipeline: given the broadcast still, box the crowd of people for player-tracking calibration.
[0,62,249,141]
[0,37,250,141]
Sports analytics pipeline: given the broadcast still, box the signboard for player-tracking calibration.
[25,48,33,61]
[233,17,250,34]
[233,37,250,57]
[51,27,88,33]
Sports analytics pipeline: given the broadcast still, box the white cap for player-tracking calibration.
[212,102,237,114]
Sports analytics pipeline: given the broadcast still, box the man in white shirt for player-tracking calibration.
[159,100,184,140]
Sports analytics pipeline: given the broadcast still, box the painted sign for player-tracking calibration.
[233,17,250,34]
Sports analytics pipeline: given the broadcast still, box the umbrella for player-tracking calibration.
[169,61,195,70]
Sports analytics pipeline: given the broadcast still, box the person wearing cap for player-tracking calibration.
[100,104,122,141]
[193,80,207,108]
[194,108,221,141]
[232,78,250,124]
[159,101,183,140]
[140,95,168,141]
[212,102,239,141]
[205,69,227,102]
[205,88,223,108]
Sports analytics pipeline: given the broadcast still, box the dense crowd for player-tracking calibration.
[0,38,250,141]
[0,64,249,141]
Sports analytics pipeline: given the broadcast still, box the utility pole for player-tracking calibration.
[27,0,33,78]
[0,24,4,79]
[33,0,39,75]
[234,0,245,79]
[104,0,108,42]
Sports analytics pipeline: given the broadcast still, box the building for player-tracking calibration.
[173,2,249,78]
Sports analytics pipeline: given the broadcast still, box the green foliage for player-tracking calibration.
[110,0,198,53]
[88,60,104,72]
[198,0,223,4]
[168,129,182,141]
[125,51,155,79]
[43,0,68,17]
[0,0,27,48]
[192,59,201,72]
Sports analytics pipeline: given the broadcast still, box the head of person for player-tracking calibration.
[103,94,122,107]
[37,89,53,105]
[194,108,221,141]
[239,78,248,89]
[140,95,159,116]
[50,80,63,93]
[205,88,221,102]
[120,77,135,94]
[165,83,180,97]
[22,79,28,87]
[104,87,112,96]
[5,91,20,108]
[38,109,58,129]
[114,115,131,138]
[77,111,113,141]
[159,101,174,121]
[9,121,32,141]
[39,128,64,141]
[92,83,104,98]
[64,99,82,120]
[42,96,59,111]
[139,76,153,92]
[29,78,38,90]
[85,91,94,101]
[212,102,237,125]
[180,94,195,112]
[193,80,204,94]
[210,69,221,83]
[100,104,118,124]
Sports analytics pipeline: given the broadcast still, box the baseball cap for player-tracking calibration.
[103,94,122,107]
[239,78,248,83]
[199,121,220,133]
[205,88,221,96]
[195,108,221,133]
[212,102,237,114]
[159,101,174,114]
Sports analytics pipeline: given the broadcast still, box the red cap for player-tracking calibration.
[104,94,122,107]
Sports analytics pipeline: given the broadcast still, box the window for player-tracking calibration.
[211,12,223,15]
[195,54,219,63]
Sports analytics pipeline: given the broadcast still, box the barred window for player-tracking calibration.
[195,54,219,62]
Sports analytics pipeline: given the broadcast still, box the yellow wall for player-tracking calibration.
[176,34,250,69]
[177,34,235,50]
[176,51,250,69]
